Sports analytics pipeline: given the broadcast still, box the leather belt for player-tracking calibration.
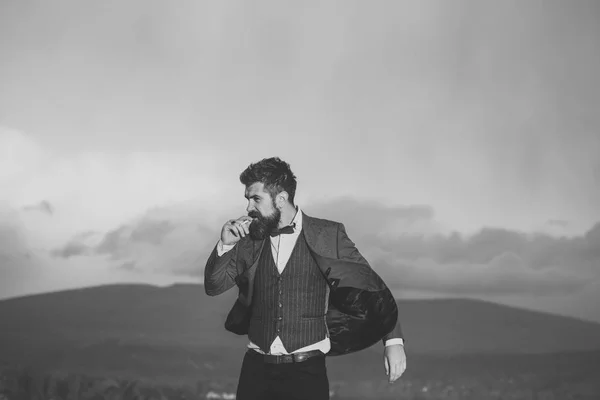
[248,349,324,364]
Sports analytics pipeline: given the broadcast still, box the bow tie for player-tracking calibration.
[270,223,296,237]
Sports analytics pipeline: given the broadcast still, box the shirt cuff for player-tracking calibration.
[217,240,235,256]
[384,338,404,347]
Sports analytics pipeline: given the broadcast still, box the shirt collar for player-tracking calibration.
[292,206,302,231]
[280,205,302,232]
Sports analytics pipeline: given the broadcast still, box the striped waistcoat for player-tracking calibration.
[248,232,329,353]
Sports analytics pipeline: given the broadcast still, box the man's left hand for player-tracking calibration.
[384,344,406,383]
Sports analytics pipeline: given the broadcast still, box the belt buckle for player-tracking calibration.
[292,353,306,363]
[273,353,302,364]
[262,351,317,364]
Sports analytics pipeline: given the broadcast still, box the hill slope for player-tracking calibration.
[2,282,600,359]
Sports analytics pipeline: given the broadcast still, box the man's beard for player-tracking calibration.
[248,207,281,240]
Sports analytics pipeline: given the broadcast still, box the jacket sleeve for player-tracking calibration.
[382,322,404,344]
[336,223,405,344]
[204,240,239,296]
[335,223,369,264]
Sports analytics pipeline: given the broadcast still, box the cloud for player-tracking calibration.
[52,203,223,278]
[22,200,54,215]
[0,127,235,296]
[130,219,175,245]
[547,219,569,228]
[52,197,440,278]
[1,201,200,299]
[0,127,235,246]
[306,196,442,238]
[50,231,99,258]
[53,220,178,260]
[51,240,92,259]
[118,261,138,272]
[0,205,44,298]
[49,197,600,298]
[304,198,599,297]
[375,252,586,297]
[95,226,132,260]
[93,219,176,260]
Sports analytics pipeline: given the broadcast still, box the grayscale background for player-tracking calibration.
[1,1,599,399]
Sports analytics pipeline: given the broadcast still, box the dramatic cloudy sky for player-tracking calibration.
[1,0,599,322]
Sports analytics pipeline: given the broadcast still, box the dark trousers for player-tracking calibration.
[236,350,330,400]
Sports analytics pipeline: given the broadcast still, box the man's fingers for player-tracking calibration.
[241,221,250,235]
[227,222,239,235]
[227,221,246,238]
[388,361,407,383]
[221,217,252,245]
[233,223,246,238]
[237,216,253,224]
[390,364,401,383]
[389,364,397,382]
[395,361,407,382]
[384,357,389,376]
[235,217,252,235]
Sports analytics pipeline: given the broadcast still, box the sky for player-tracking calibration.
[1,0,599,322]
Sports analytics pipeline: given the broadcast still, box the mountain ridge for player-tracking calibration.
[2,282,600,384]
[2,281,599,326]
[2,282,600,358]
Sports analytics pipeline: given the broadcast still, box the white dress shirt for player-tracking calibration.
[217,206,403,354]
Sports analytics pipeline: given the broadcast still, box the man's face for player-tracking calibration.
[245,182,280,240]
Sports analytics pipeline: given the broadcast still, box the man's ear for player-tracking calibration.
[278,191,288,205]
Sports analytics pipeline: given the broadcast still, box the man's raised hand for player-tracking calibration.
[221,216,253,246]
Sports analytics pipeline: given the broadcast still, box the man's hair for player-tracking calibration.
[239,157,297,204]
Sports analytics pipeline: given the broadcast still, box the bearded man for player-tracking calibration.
[204,157,406,400]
